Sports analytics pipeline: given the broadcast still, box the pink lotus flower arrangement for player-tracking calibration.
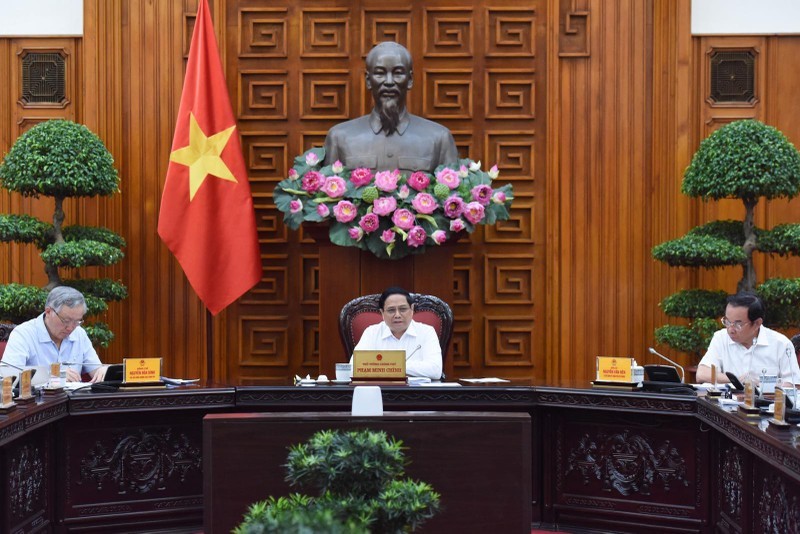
[274,148,513,259]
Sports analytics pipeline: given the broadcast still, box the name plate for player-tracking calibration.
[596,357,634,382]
[1,376,13,406]
[124,358,162,383]
[353,350,406,380]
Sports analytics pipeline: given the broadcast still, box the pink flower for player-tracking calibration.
[492,191,507,204]
[443,195,465,218]
[380,229,396,244]
[411,192,437,214]
[350,167,373,187]
[375,169,400,192]
[407,226,427,247]
[488,165,499,179]
[333,200,357,223]
[459,165,469,178]
[432,230,447,244]
[288,168,299,179]
[392,208,415,230]
[450,218,466,232]
[321,176,347,198]
[289,199,303,213]
[372,196,397,216]
[317,203,330,217]
[435,167,460,189]
[348,226,364,241]
[471,184,493,206]
[398,184,410,200]
[305,152,319,166]
[301,171,325,193]
[332,160,344,174]
[408,171,430,191]
[463,201,485,224]
[359,213,380,233]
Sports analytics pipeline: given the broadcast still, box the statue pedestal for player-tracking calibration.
[306,224,454,377]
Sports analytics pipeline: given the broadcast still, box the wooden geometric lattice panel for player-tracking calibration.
[302,9,350,57]
[240,132,289,196]
[361,8,412,55]
[484,255,534,304]
[484,317,535,366]
[486,8,536,57]
[486,69,535,119]
[239,70,288,120]
[300,70,351,120]
[485,132,535,194]
[252,200,287,244]
[485,195,534,243]
[240,254,288,306]
[238,316,290,366]
[238,8,288,57]
[424,7,473,57]
[422,69,473,119]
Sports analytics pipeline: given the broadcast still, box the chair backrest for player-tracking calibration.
[0,323,16,359]
[339,293,454,359]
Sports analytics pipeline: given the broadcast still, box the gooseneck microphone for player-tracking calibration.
[782,345,799,407]
[406,344,422,361]
[649,347,685,383]
[0,360,25,372]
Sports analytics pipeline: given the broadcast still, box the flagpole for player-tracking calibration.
[206,309,214,383]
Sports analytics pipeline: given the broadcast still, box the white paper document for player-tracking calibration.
[459,377,510,383]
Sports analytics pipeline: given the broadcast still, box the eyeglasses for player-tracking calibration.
[53,309,84,327]
[383,306,411,316]
[720,317,751,331]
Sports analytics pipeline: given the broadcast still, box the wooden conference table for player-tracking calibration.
[1,381,798,533]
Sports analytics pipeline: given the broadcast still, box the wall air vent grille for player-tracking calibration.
[21,52,66,105]
[710,50,755,104]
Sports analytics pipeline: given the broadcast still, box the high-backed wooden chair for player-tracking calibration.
[338,293,454,378]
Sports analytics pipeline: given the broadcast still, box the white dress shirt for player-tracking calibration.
[699,326,800,384]
[1,314,102,375]
[352,320,443,379]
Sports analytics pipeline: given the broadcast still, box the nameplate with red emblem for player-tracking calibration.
[352,350,406,380]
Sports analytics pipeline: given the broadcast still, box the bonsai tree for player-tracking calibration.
[653,119,800,357]
[0,120,126,347]
[235,429,441,534]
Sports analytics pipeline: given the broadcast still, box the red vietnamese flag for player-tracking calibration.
[158,0,261,315]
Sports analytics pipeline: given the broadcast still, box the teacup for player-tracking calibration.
[335,363,352,381]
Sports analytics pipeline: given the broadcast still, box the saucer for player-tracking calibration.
[332,379,351,385]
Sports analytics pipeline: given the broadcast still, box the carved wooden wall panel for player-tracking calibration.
[221,0,545,383]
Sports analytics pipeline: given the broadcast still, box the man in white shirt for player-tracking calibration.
[2,286,108,382]
[697,292,800,386]
[352,287,443,380]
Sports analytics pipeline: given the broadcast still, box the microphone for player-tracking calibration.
[406,344,422,361]
[0,360,25,372]
[781,345,799,408]
[649,347,685,383]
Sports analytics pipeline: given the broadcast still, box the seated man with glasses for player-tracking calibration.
[1,286,107,383]
[696,291,800,386]
[351,286,442,380]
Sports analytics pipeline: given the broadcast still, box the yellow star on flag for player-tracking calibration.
[169,112,238,200]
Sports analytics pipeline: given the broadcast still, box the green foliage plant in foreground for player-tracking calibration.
[234,429,440,534]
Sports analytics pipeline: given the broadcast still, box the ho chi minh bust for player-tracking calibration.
[323,42,459,173]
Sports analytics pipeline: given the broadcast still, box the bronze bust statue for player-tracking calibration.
[324,42,458,173]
